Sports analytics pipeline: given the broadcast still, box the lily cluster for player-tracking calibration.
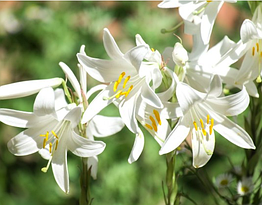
[0,1,261,196]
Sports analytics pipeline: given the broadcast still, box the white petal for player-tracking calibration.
[207,75,222,98]
[85,84,107,102]
[0,108,50,128]
[192,130,215,168]
[159,115,191,155]
[7,128,44,156]
[240,19,259,43]
[124,45,148,71]
[141,83,163,108]
[176,82,202,114]
[59,62,82,102]
[103,28,123,60]
[213,113,255,149]
[0,78,63,100]
[119,93,139,134]
[201,1,223,45]
[54,88,68,110]
[79,64,87,94]
[245,81,259,98]
[68,132,105,157]
[89,115,124,137]
[33,87,55,116]
[64,107,81,128]
[206,87,249,116]
[52,142,69,193]
[81,85,114,124]
[128,129,144,163]
[77,53,136,83]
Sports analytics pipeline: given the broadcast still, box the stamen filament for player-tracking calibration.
[153,110,161,125]
[49,143,53,153]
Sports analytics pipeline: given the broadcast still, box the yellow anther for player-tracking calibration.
[113,81,119,92]
[52,131,58,139]
[149,116,158,132]
[257,42,260,52]
[207,0,212,2]
[55,140,59,150]
[145,124,153,130]
[117,72,125,84]
[115,90,122,98]
[252,47,255,56]
[153,110,161,125]
[211,118,214,127]
[123,76,130,89]
[151,48,155,52]
[200,119,204,129]
[209,125,213,135]
[49,143,53,153]
[207,115,210,124]
[202,129,207,136]
[125,85,133,97]
[193,121,198,130]
[260,51,262,58]
[43,138,47,148]
[40,131,49,141]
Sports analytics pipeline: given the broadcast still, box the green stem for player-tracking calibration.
[80,157,93,205]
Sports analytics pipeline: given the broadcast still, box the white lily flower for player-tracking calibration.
[159,75,255,168]
[0,78,63,100]
[77,28,163,135]
[0,87,106,193]
[235,3,262,85]
[158,0,236,45]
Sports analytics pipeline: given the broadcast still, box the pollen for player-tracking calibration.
[153,110,161,125]
[123,76,130,89]
[207,115,210,124]
[149,116,157,132]
[200,119,204,129]
[193,121,198,130]
[145,124,153,130]
[118,72,125,84]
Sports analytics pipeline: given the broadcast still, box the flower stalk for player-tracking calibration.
[80,157,93,205]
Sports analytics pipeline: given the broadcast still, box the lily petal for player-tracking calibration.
[68,131,105,157]
[33,87,55,116]
[89,115,124,137]
[240,19,259,43]
[159,115,191,155]
[192,130,215,168]
[0,78,63,100]
[141,83,163,108]
[213,112,255,149]
[128,129,144,163]
[124,45,148,71]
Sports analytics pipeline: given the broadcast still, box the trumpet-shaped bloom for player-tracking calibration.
[0,87,106,193]
[235,3,262,86]
[77,28,164,135]
[160,75,255,168]
[158,0,236,45]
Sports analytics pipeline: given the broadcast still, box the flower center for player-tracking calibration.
[39,120,70,173]
[252,39,262,82]
[220,179,229,186]
[241,186,249,194]
[193,114,214,136]
[104,72,134,100]
[145,109,162,132]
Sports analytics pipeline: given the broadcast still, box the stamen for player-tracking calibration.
[260,52,262,58]
[52,131,58,139]
[200,119,204,129]
[115,90,122,98]
[145,124,153,130]
[252,47,255,56]
[125,85,133,97]
[193,121,198,130]
[49,143,53,153]
[113,81,119,92]
[257,43,260,52]
[55,140,59,150]
[153,110,161,125]
[149,116,158,132]
[123,76,130,89]
[209,125,213,135]
[202,129,207,136]
[43,138,47,148]
[207,114,210,124]
[151,48,155,52]
[118,72,125,84]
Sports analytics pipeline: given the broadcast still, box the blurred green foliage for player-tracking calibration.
[0,2,256,205]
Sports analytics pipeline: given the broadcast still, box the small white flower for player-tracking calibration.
[215,173,233,188]
[237,177,254,196]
